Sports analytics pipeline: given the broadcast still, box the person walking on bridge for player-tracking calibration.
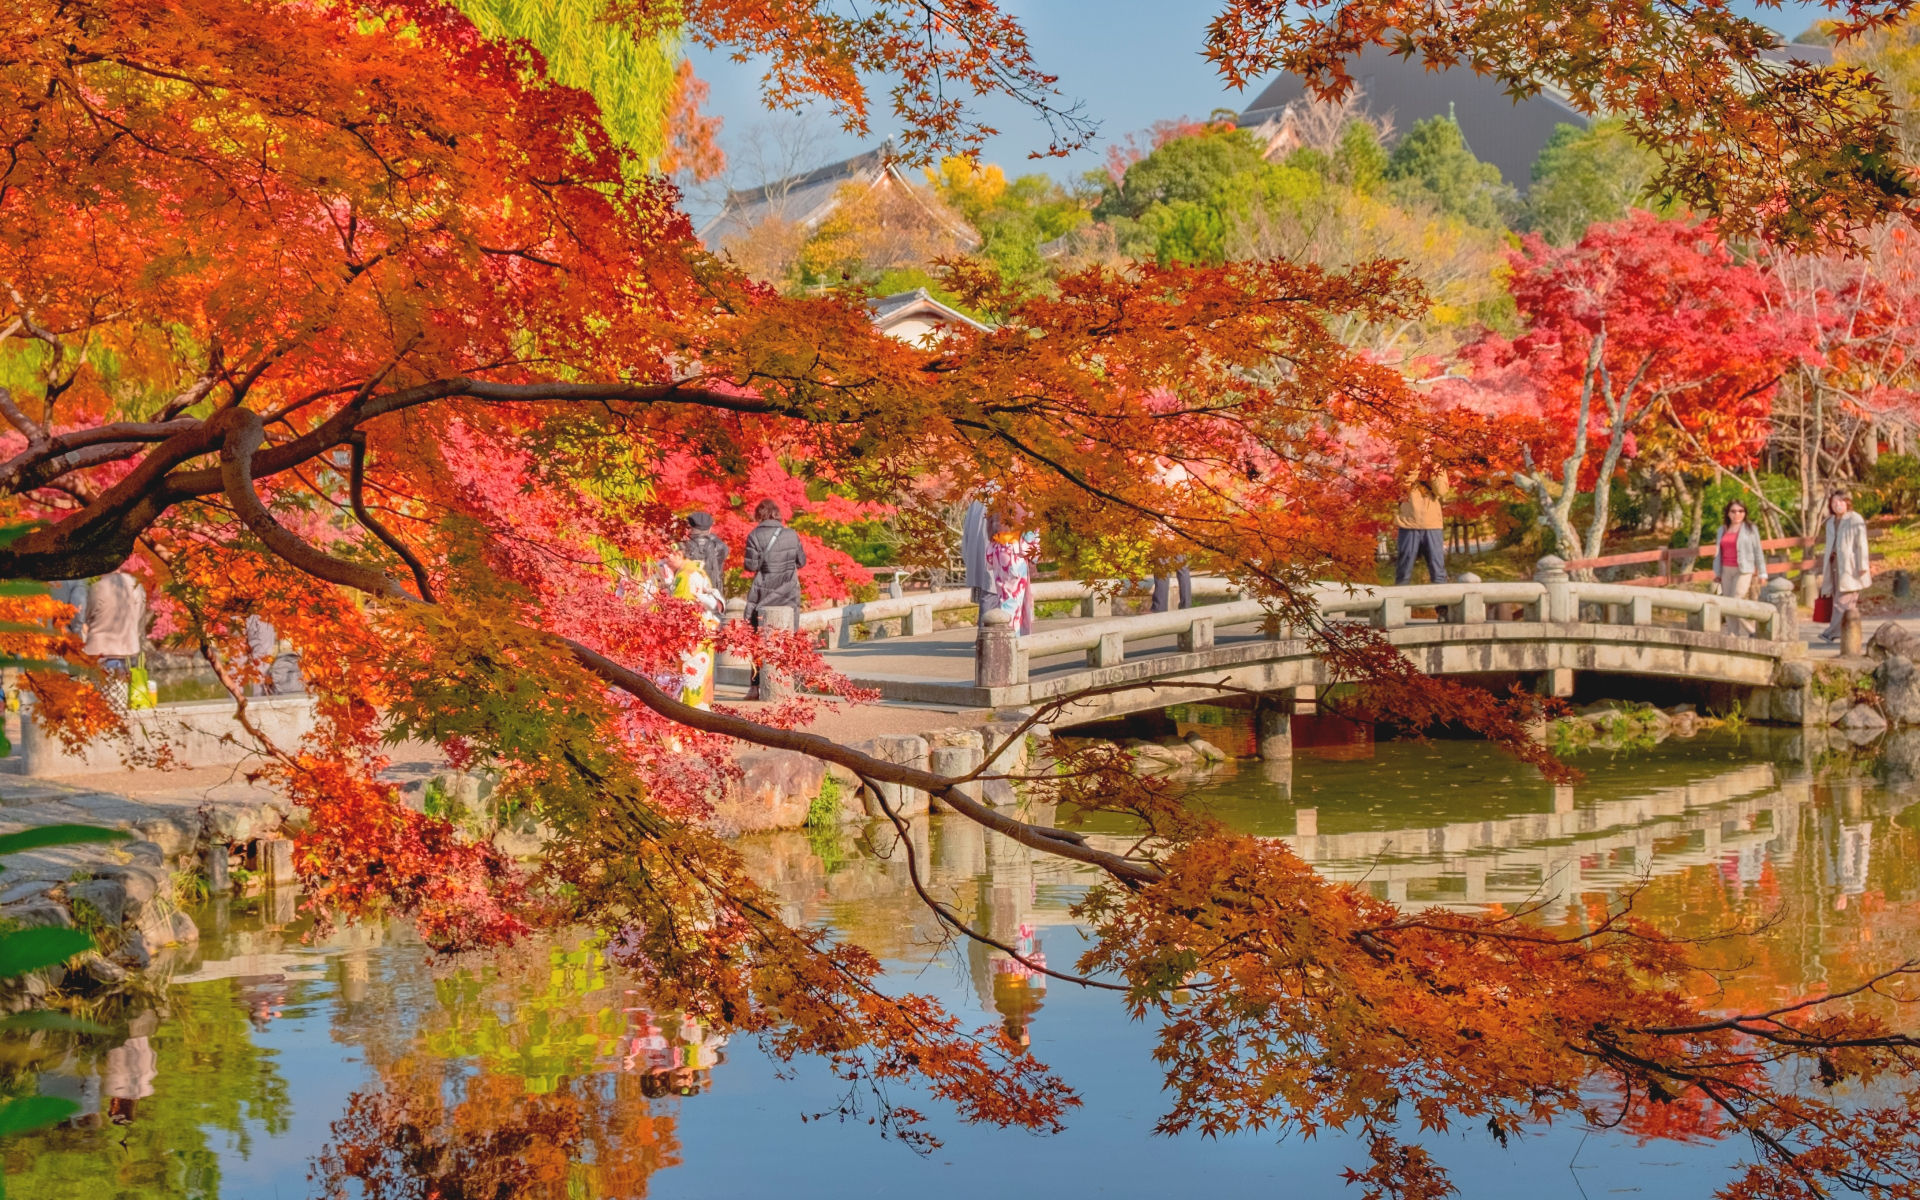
[1394,465,1451,587]
[1712,499,1765,636]
[742,500,806,699]
[1817,489,1871,644]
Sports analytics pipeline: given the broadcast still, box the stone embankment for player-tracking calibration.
[0,786,308,1000]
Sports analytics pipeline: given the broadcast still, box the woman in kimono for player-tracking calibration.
[985,515,1039,636]
[666,548,724,709]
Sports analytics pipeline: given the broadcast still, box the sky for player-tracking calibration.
[682,0,1831,218]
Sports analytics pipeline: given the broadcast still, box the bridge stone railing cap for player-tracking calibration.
[1760,575,1794,596]
[1456,571,1482,584]
[982,607,1011,626]
[1533,555,1569,583]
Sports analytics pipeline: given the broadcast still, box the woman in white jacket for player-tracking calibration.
[1819,489,1872,643]
[1710,499,1766,635]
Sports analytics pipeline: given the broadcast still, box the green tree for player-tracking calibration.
[453,0,683,164]
[927,160,1090,290]
[1385,115,1516,229]
[1092,127,1325,265]
[1524,119,1664,244]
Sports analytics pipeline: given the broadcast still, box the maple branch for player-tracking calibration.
[347,435,434,603]
[0,386,48,448]
[196,428,1166,890]
[564,640,1166,887]
[865,770,1132,990]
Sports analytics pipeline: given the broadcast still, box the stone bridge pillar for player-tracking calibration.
[1761,575,1798,643]
[976,608,1018,689]
[1256,698,1292,761]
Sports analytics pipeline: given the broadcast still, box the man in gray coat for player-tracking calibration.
[743,500,806,698]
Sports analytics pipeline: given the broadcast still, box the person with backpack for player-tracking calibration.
[742,500,807,699]
[680,512,729,598]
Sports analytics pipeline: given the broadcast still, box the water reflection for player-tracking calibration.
[9,726,1920,1198]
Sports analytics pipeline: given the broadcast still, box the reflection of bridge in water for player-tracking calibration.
[1278,763,1801,922]
[748,743,1908,1036]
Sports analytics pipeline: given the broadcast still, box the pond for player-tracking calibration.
[5,722,1915,1198]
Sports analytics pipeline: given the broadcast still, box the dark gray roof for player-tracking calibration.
[1239,48,1587,188]
[698,144,894,249]
[1240,41,1839,191]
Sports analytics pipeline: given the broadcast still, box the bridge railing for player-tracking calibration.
[994,568,1789,686]
[792,576,1243,647]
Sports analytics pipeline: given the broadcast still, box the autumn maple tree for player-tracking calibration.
[1446,214,1808,565]
[9,0,1920,1196]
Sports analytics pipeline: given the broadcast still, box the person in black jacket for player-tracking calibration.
[679,512,729,597]
[742,500,807,698]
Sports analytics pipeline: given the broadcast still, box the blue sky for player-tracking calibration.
[684,0,1830,207]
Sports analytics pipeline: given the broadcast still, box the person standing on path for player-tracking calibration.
[1711,499,1765,636]
[83,569,146,710]
[680,512,729,598]
[962,499,992,626]
[1818,489,1872,644]
[742,500,806,699]
[1394,466,1451,587]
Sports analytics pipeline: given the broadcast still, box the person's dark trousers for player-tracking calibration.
[1394,527,1450,620]
[1151,565,1192,613]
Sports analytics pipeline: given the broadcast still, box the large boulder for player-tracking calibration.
[66,878,126,929]
[1880,655,1920,726]
[133,817,195,858]
[1870,621,1920,662]
[1839,703,1889,732]
[708,749,827,834]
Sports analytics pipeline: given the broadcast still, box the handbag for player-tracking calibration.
[1813,594,1833,624]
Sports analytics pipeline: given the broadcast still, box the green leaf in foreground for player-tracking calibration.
[0,1095,77,1137]
[0,1011,107,1035]
[0,927,92,978]
[0,825,128,858]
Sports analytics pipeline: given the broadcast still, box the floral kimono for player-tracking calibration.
[670,560,724,709]
[986,530,1038,636]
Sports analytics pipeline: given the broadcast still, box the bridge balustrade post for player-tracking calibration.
[975,608,1020,689]
[1371,596,1407,629]
[1629,595,1653,626]
[1459,593,1486,623]
[1533,556,1572,622]
[719,597,754,679]
[1080,594,1111,618]
[905,602,936,636]
[760,606,798,703]
[1178,616,1215,653]
[1761,576,1797,643]
[1688,600,1721,635]
[1088,630,1125,669]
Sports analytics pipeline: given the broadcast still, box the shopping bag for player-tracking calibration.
[1813,594,1833,625]
[128,655,156,710]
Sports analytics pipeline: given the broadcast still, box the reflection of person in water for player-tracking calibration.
[1834,820,1873,910]
[621,1004,728,1095]
[988,922,1048,1049]
[237,973,288,1029]
[103,1035,156,1124]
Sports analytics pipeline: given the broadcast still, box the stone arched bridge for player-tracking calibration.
[732,558,1814,730]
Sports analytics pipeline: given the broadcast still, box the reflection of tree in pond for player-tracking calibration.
[315,935,718,1198]
[313,1063,679,1200]
[0,982,292,1200]
[1608,775,1920,1028]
